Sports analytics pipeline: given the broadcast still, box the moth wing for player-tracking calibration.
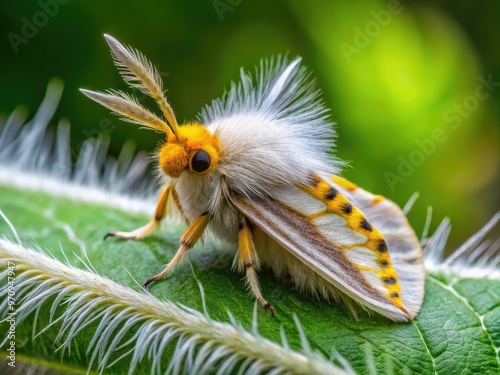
[231,176,422,321]
[329,176,425,316]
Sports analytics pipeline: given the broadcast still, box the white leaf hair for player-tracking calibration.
[1,73,499,375]
[0,231,352,375]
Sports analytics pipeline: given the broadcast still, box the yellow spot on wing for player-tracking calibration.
[332,175,357,192]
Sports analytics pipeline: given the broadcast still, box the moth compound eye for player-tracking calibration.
[191,150,211,172]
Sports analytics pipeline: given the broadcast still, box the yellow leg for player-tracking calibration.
[170,187,189,226]
[104,184,171,240]
[143,212,210,288]
[238,218,275,316]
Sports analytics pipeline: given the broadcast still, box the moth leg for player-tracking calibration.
[143,212,210,288]
[104,184,171,240]
[238,218,275,317]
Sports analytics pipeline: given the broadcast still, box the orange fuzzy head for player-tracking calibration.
[159,123,220,177]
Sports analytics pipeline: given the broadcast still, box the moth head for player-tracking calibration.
[159,123,220,177]
[79,35,221,179]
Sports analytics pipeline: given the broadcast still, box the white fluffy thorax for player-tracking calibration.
[173,57,343,242]
[209,113,336,197]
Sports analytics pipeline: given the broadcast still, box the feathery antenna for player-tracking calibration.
[79,89,172,134]
[103,34,180,136]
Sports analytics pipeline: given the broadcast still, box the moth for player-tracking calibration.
[81,35,425,321]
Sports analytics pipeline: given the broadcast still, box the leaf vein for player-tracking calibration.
[428,275,500,368]
[411,319,438,375]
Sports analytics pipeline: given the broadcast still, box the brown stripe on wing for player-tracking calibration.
[232,194,391,306]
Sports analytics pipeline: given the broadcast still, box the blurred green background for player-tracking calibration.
[1,0,499,249]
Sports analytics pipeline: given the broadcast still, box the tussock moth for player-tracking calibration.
[81,35,424,321]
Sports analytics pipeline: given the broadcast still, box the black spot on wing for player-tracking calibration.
[379,260,389,268]
[377,239,388,253]
[342,203,353,214]
[309,175,321,187]
[360,218,373,231]
[383,277,397,285]
[324,187,338,200]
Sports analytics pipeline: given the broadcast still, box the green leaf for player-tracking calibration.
[1,82,499,374]
[1,182,499,374]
